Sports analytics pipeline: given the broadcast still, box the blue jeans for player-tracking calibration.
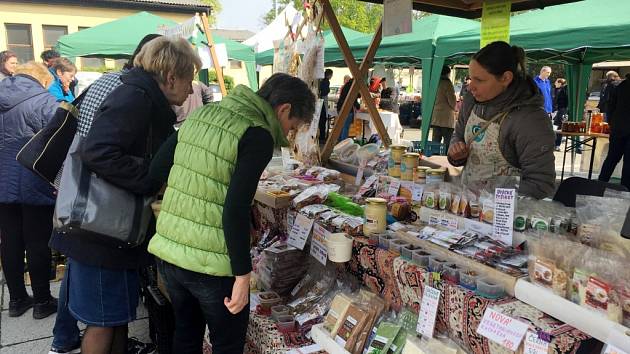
[158,260,249,354]
[52,265,80,351]
[339,110,355,142]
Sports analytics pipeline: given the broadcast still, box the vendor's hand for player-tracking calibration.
[448,141,470,161]
[224,273,250,314]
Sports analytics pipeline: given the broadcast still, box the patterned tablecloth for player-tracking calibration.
[247,206,593,354]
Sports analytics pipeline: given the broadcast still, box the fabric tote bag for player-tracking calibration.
[54,134,154,247]
[16,88,89,187]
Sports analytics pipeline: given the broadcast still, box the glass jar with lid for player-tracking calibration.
[364,197,387,235]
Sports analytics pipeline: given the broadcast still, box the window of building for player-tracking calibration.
[229,60,242,69]
[78,27,105,69]
[5,23,34,62]
[42,25,67,51]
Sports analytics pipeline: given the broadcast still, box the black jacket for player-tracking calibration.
[319,78,330,99]
[609,79,630,136]
[50,68,176,270]
[553,86,568,112]
[336,79,360,112]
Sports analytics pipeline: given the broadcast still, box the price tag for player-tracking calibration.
[288,214,314,250]
[412,184,424,201]
[476,308,529,351]
[604,344,629,354]
[493,188,516,245]
[440,215,458,231]
[428,214,440,226]
[310,223,330,266]
[416,286,441,338]
[388,179,401,196]
[524,331,550,354]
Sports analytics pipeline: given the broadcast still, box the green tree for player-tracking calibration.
[262,0,383,34]
[199,0,222,26]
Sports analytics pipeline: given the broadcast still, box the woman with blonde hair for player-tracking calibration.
[0,62,59,319]
[49,36,201,353]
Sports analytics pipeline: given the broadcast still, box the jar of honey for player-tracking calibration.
[400,153,419,181]
[364,198,387,235]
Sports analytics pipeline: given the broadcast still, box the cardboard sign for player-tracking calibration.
[416,286,441,338]
[310,223,330,266]
[383,0,412,37]
[523,331,550,354]
[477,308,529,351]
[388,179,401,196]
[493,188,516,245]
[288,214,314,250]
[480,1,511,48]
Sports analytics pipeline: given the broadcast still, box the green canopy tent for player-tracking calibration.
[424,0,630,145]
[254,26,365,66]
[56,11,258,89]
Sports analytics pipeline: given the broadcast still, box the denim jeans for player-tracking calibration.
[158,261,249,354]
[339,110,355,142]
[52,264,80,351]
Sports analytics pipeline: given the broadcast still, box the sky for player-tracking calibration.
[216,0,274,32]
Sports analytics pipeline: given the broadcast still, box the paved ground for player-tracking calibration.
[0,280,150,354]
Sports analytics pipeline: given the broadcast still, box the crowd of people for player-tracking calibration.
[0,35,316,354]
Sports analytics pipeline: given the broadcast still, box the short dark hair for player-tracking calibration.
[124,34,162,70]
[40,50,60,62]
[325,68,333,77]
[257,73,316,123]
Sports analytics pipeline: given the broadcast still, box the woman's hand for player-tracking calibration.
[224,273,250,314]
[448,141,470,162]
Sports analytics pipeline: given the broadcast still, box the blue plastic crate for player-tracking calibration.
[411,141,445,157]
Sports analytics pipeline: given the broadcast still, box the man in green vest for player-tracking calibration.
[148,73,315,354]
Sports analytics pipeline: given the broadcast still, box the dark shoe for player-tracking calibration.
[48,344,81,354]
[33,297,58,319]
[9,296,33,317]
[127,337,156,354]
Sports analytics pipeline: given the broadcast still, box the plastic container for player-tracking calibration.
[378,234,394,249]
[459,269,480,290]
[443,263,460,284]
[476,277,505,299]
[326,233,353,263]
[400,244,420,260]
[271,305,290,321]
[429,257,448,273]
[412,250,431,267]
[389,240,409,254]
[276,315,296,333]
[258,291,281,310]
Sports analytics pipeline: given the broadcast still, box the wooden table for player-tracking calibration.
[555,131,609,181]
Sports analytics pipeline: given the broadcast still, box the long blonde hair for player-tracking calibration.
[15,61,54,88]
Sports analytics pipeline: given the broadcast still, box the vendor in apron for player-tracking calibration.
[447,41,556,199]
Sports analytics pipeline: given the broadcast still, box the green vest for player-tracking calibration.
[148,85,288,276]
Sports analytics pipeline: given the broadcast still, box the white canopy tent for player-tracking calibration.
[243,3,305,53]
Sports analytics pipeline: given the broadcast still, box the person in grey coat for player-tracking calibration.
[448,42,556,199]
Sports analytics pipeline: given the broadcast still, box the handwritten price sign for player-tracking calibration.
[476,308,529,351]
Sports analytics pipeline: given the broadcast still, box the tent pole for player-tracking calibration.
[320,0,390,163]
[200,12,227,96]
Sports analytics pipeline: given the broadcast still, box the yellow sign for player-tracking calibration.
[480,1,512,48]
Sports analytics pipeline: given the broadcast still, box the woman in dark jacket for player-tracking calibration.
[49,36,200,353]
[0,62,59,319]
[553,78,568,150]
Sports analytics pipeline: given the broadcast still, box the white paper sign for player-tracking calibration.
[416,286,441,337]
[412,184,424,201]
[493,188,516,245]
[428,213,458,231]
[383,0,413,37]
[158,15,199,39]
[477,308,529,351]
[288,214,314,250]
[605,344,630,354]
[197,43,229,69]
[388,179,401,196]
[524,331,550,354]
[310,223,330,266]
